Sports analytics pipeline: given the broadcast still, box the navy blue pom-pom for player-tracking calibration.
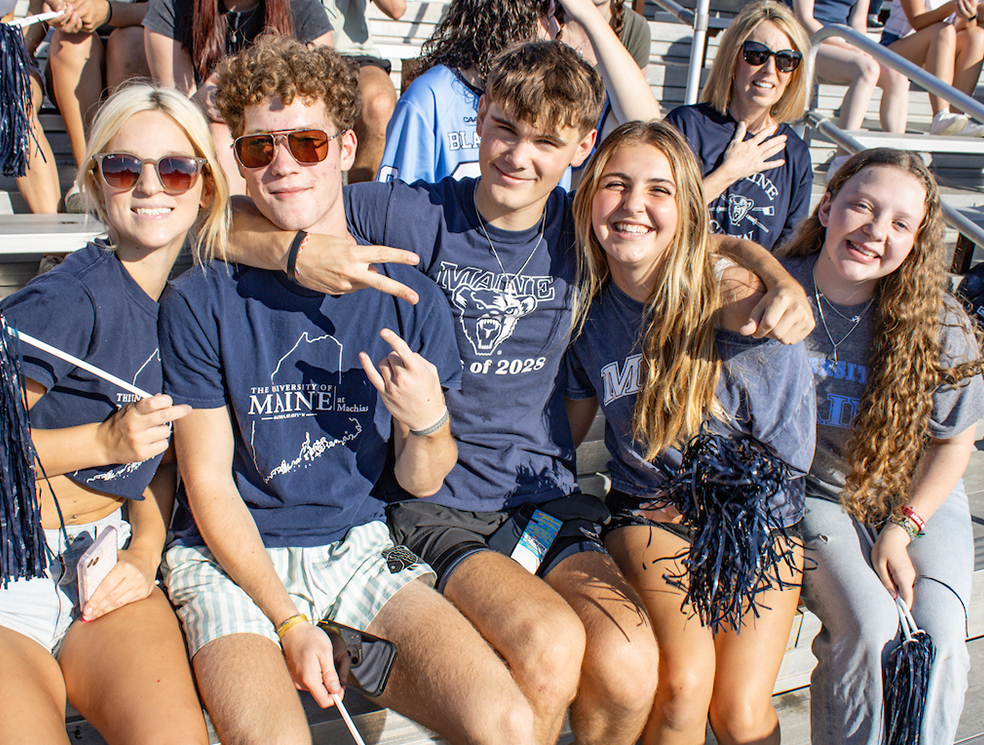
[664,432,799,633]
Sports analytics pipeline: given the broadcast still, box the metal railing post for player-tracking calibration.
[685,0,710,104]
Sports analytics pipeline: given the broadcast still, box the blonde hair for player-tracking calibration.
[702,1,812,124]
[77,81,229,263]
[780,148,982,522]
[572,120,722,458]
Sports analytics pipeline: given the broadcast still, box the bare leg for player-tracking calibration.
[193,633,312,745]
[607,526,716,745]
[368,578,536,745]
[16,72,61,214]
[545,550,660,745]
[0,625,70,745]
[888,23,954,114]
[952,26,984,107]
[706,540,804,745]
[349,64,397,183]
[48,30,105,167]
[105,27,150,89]
[58,587,208,745]
[444,551,585,745]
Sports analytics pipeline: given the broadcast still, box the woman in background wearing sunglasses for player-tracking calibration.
[0,82,227,745]
[664,1,813,251]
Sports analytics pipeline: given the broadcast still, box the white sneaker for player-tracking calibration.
[930,109,968,136]
[825,154,850,183]
[958,120,984,137]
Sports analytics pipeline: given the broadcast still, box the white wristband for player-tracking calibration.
[409,407,449,437]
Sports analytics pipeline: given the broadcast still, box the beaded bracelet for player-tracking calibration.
[286,230,310,282]
[887,513,923,539]
[409,407,449,437]
[275,613,309,640]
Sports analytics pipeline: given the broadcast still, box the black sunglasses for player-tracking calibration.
[94,153,207,194]
[233,128,342,169]
[741,40,802,73]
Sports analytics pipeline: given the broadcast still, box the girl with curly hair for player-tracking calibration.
[564,119,816,745]
[779,148,984,745]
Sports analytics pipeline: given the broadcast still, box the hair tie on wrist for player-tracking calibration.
[104,1,113,26]
[275,613,309,640]
[286,230,309,282]
[409,407,449,437]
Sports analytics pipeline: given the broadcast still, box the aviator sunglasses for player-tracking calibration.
[741,40,802,73]
[95,153,207,194]
[232,128,343,169]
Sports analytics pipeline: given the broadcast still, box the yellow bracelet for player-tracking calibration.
[275,613,309,640]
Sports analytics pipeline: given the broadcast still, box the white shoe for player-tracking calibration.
[930,109,968,136]
[825,154,850,183]
[958,120,984,137]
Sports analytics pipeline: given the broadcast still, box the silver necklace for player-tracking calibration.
[474,194,545,296]
[811,261,873,363]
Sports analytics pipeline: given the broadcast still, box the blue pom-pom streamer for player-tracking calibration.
[0,21,36,178]
[0,316,45,586]
[662,431,800,633]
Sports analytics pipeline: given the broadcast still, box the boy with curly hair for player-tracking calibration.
[159,36,538,745]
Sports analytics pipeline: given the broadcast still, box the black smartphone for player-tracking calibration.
[316,619,398,698]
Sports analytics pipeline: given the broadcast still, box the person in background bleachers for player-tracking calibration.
[665,1,813,251]
[553,0,650,73]
[881,0,984,136]
[43,0,149,212]
[780,148,983,745]
[143,0,333,194]
[375,0,552,185]
[1,0,61,213]
[320,0,406,183]
[789,0,910,175]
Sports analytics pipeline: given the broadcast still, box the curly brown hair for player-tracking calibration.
[417,0,550,83]
[572,121,722,457]
[780,148,982,522]
[215,35,360,139]
[485,40,605,137]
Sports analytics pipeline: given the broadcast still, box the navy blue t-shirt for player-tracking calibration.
[159,260,461,548]
[0,241,165,500]
[665,103,814,251]
[345,178,581,512]
[565,281,816,527]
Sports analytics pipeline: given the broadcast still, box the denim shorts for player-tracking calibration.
[163,520,433,654]
[880,31,901,46]
[0,510,129,654]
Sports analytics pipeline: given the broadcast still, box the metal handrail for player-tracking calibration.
[808,25,984,249]
[646,0,694,26]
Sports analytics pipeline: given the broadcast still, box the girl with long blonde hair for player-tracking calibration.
[779,148,983,745]
[565,119,815,744]
[0,82,227,745]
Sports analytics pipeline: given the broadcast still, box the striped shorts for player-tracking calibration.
[162,521,433,654]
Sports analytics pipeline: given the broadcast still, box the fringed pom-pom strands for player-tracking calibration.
[885,628,935,745]
[0,22,35,178]
[0,316,44,586]
[663,432,799,633]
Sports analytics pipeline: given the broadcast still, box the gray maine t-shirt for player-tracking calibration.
[783,255,984,503]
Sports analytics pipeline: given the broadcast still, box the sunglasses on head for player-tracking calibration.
[232,128,342,169]
[741,40,802,73]
[95,153,207,194]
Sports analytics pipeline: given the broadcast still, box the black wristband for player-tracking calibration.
[104,1,113,26]
[286,230,308,282]
[970,12,978,21]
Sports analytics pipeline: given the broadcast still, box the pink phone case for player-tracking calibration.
[77,526,119,607]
